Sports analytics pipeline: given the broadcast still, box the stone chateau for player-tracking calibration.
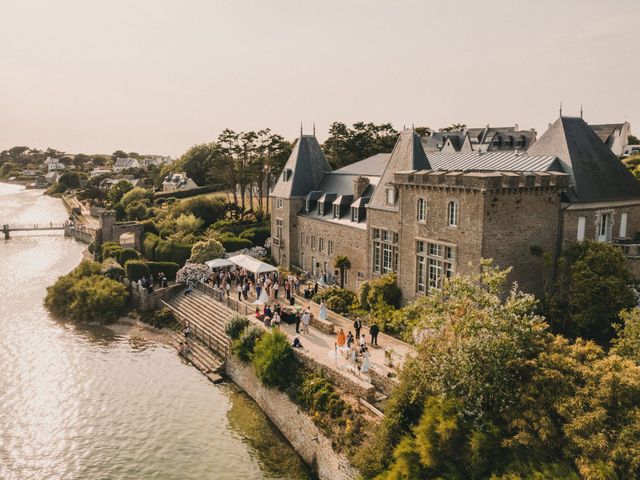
[270,116,640,302]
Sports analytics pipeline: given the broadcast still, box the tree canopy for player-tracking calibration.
[322,122,398,169]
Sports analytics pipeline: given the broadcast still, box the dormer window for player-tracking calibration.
[318,202,324,216]
[333,204,340,218]
[385,188,396,206]
[305,199,310,212]
[352,207,359,222]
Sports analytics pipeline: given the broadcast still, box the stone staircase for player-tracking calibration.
[162,289,234,363]
[167,330,224,382]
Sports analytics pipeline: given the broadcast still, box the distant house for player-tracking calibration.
[90,168,112,178]
[113,157,141,173]
[138,156,173,169]
[422,125,537,153]
[589,122,631,157]
[101,176,143,190]
[45,171,60,185]
[162,173,198,193]
[43,157,65,172]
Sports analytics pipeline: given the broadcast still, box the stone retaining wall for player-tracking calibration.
[225,355,359,480]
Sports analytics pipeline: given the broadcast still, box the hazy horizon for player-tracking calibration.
[1,0,638,157]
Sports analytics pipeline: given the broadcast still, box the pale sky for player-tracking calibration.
[1,0,638,157]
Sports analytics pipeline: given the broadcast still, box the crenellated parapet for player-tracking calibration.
[392,169,569,192]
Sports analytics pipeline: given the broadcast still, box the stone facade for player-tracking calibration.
[225,355,359,480]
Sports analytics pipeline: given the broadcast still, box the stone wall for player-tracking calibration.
[295,216,368,291]
[225,355,359,480]
[482,190,561,295]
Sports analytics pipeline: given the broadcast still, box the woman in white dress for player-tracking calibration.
[361,348,370,374]
[319,299,328,321]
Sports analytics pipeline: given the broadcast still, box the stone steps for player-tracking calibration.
[168,331,224,381]
[163,290,234,356]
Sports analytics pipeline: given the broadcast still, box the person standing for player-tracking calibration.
[361,348,370,374]
[370,323,380,346]
[319,299,327,321]
[336,328,346,347]
[237,283,242,301]
[295,310,301,334]
[274,282,279,298]
[353,317,362,340]
[301,308,311,335]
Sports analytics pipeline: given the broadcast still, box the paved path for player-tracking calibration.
[237,291,414,384]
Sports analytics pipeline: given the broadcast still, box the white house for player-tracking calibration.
[90,168,112,178]
[162,173,198,193]
[43,157,65,172]
[113,157,141,173]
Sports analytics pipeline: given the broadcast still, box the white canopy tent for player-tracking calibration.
[228,254,277,275]
[205,258,235,269]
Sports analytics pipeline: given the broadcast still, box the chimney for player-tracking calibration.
[514,123,519,131]
[353,176,370,199]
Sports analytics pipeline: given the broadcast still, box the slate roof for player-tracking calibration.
[334,153,389,176]
[527,117,640,202]
[589,123,625,143]
[271,135,331,198]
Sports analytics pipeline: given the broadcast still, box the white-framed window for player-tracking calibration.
[620,212,628,238]
[418,241,456,292]
[275,218,283,239]
[352,207,359,222]
[300,232,305,247]
[300,252,305,270]
[328,240,334,256]
[319,238,324,253]
[333,204,340,218]
[597,211,612,242]
[311,235,316,250]
[417,198,426,223]
[276,198,284,209]
[318,202,324,216]
[448,201,459,227]
[577,216,586,241]
[385,188,396,205]
[372,228,399,274]
[305,199,311,212]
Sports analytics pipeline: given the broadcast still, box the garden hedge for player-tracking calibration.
[145,261,180,281]
[118,248,139,266]
[126,260,151,282]
[221,236,252,253]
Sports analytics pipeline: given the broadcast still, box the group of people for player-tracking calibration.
[137,272,169,293]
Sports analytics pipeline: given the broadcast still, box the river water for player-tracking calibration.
[0,183,312,480]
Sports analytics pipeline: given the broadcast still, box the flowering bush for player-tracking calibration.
[224,246,268,260]
[176,262,210,285]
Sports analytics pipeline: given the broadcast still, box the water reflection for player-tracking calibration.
[0,184,311,480]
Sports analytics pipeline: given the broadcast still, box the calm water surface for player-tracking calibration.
[0,183,312,480]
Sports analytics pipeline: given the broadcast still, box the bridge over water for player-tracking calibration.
[2,222,69,239]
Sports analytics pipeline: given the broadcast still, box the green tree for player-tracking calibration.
[57,171,81,190]
[107,180,134,205]
[125,200,150,220]
[189,239,225,263]
[251,329,296,389]
[322,122,398,169]
[165,143,218,187]
[334,255,351,289]
[546,241,636,344]
[612,308,640,362]
[120,187,152,208]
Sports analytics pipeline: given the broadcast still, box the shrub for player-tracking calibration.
[120,187,152,207]
[101,258,125,280]
[126,260,151,282]
[145,261,180,281]
[240,226,271,247]
[225,315,250,340]
[155,239,192,266]
[367,273,402,310]
[299,373,348,418]
[100,241,124,262]
[171,196,227,227]
[45,261,128,323]
[221,236,252,253]
[189,239,225,264]
[118,248,139,266]
[141,220,159,236]
[125,200,150,220]
[359,281,371,311]
[312,288,357,315]
[232,325,264,362]
[142,233,160,260]
[251,329,297,389]
[176,262,210,285]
